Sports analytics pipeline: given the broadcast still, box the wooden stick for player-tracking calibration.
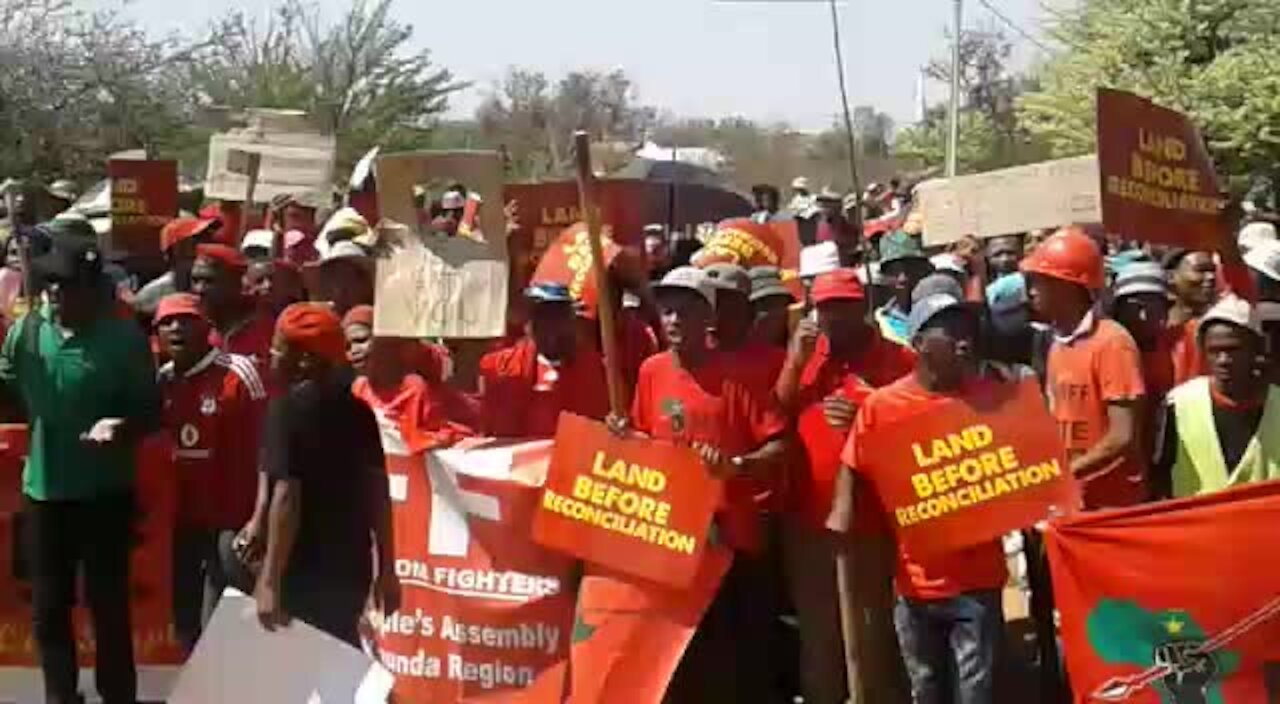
[572,130,626,417]
[242,152,262,250]
[835,544,863,703]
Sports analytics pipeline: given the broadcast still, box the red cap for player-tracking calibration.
[161,218,217,252]
[811,268,866,304]
[341,304,374,329]
[154,293,208,327]
[195,243,249,273]
[276,302,346,364]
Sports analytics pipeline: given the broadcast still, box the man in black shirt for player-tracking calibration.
[1152,296,1280,499]
[256,302,399,645]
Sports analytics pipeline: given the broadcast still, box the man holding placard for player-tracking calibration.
[628,265,787,703]
[829,289,1006,704]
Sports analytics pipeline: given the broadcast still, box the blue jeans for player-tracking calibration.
[893,590,1002,704]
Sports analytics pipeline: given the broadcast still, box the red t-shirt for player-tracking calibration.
[630,351,788,552]
[619,312,660,392]
[721,341,788,510]
[351,374,473,454]
[792,332,916,528]
[478,337,610,438]
[1046,317,1147,509]
[211,312,276,371]
[840,374,1008,600]
[160,351,268,530]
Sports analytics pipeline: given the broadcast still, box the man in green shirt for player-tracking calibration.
[0,230,159,704]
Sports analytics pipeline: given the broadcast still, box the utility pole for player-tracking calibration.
[946,0,964,177]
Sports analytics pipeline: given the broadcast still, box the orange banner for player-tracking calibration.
[856,380,1078,558]
[532,413,720,589]
[374,441,576,703]
[0,429,183,696]
[1096,88,1225,250]
[567,548,731,704]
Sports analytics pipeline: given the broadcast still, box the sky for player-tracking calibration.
[98,0,1050,132]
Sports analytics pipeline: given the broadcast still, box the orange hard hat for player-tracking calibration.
[1019,226,1104,290]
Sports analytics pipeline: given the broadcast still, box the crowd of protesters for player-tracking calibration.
[0,171,1278,704]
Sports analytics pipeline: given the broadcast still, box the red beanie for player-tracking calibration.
[275,302,346,364]
[341,304,374,330]
[196,243,249,273]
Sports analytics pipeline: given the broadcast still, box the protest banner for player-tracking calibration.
[0,431,182,701]
[1045,481,1280,703]
[107,159,178,254]
[170,589,394,704]
[1097,88,1225,250]
[855,379,1077,559]
[692,217,802,271]
[204,109,336,209]
[372,150,509,339]
[373,429,576,703]
[568,548,732,704]
[532,413,720,589]
[917,155,1102,246]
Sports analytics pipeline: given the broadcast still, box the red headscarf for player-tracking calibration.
[275,302,346,364]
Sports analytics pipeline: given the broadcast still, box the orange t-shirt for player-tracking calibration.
[631,350,788,553]
[1046,317,1146,509]
[840,374,1007,600]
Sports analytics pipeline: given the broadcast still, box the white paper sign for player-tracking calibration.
[918,155,1101,245]
[169,590,394,704]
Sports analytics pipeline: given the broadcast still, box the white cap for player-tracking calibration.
[241,229,274,252]
[1238,221,1277,254]
[791,176,810,191]
[930,253,967,275]
[799,241,841,279]
[1198,295,1263,341]
[653,266,716,307]
[1244,239,1280,284]
[440,191,466,209]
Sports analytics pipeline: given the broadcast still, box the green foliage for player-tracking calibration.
[1018,0,1280,188]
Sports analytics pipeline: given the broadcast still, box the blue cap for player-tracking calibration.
[524,282,574,303]
[907,293,971,340]
[985,273,1029,336]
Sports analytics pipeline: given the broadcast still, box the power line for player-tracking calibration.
[973,0,1054,54]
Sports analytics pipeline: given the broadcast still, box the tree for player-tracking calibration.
[852,106,894,159]
[189,0,464,172]
[476,67,657,180]
[1018,0,1280,188]
[0,0,210,182]
[895,26,1050,175]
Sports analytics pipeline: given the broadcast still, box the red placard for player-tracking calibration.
[107,159,179,254]
[532,413,721,589]
[856,380,1078,559]
[1097,88,1225,250]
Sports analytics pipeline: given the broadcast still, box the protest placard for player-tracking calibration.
[692,217,802,271]
[532,413,721,589]
[1097,88,1225,250]
[372,150,509,339]
[170,590,393,704]
[856,379,1077,559]
[917,155,1101,245]
[203,109,336,208]
[107,159,178,254]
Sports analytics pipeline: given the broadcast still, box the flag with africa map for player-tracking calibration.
[1044,480,1280,704]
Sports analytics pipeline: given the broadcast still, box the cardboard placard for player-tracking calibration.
[372,150,508,339]
[204,110,335,208]
[856,380,1078,558]
[532,413,721,589]
[918,155,1102,245]
[107,159,178,254]
[1097,88,1225,249]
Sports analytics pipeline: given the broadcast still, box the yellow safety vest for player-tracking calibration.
[1170,377,1280,498]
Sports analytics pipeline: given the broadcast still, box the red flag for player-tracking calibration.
[1045,481,1280,703]
[566,548,731,704]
